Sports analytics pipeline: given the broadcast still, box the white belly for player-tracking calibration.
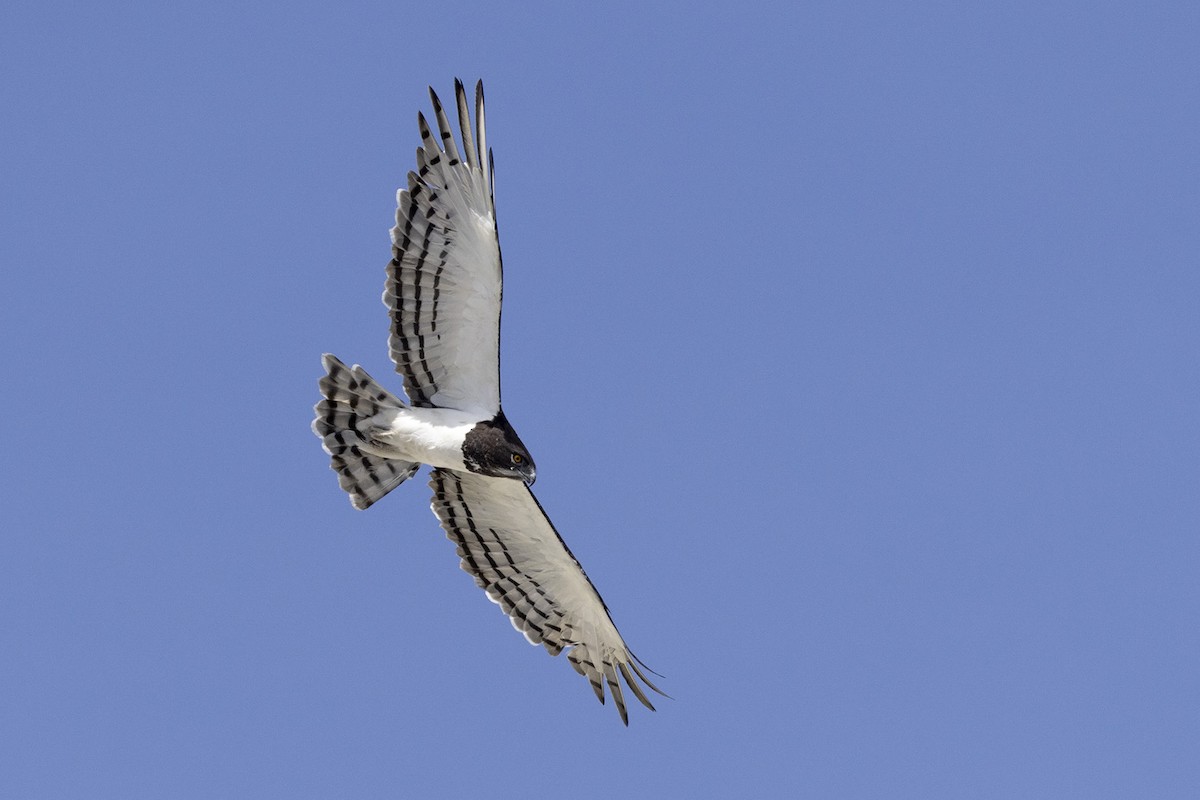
[359,406,482,471]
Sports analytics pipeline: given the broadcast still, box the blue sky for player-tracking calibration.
[2,1,1197,797]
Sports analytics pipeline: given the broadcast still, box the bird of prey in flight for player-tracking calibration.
[312,79,664,724]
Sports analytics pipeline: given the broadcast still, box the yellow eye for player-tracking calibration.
[512,453,523,464]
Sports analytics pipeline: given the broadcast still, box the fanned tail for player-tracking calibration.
[312,354,419,509]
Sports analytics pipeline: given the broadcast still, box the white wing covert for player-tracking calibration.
[429,468,665,725]
[386,80,502,417]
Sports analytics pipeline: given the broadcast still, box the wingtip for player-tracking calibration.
[628,655,671,700]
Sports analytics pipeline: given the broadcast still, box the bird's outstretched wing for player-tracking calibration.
[429,468,666,724]
[387,79,502,417]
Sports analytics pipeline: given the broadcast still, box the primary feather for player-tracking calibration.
[313,80,663,724]
[387,80,502,417]
[429,469,665,724]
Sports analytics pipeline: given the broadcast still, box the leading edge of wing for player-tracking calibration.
[428,467,667,725]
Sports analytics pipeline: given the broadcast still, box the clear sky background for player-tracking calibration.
[2,1,1197,797]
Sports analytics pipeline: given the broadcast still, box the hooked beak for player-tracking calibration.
[522,465,537,487]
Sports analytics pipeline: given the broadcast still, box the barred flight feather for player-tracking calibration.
[313,80,663,725]
[386,79,501,417]
[429,468,666,725]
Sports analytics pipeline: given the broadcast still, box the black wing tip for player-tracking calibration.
[631,651,670,687]
[429,78,482,108]
[572,647,667,724]
[445,76,481,95]
[629,654,671,701]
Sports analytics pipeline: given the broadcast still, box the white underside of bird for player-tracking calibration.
[311,79,664,725]
[356,404,480,470]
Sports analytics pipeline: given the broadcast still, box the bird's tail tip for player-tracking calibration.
[312,354,417,509]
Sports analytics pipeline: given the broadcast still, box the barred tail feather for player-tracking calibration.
[312,354,419,510]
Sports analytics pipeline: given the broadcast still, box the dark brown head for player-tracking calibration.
[461,410,537,485]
